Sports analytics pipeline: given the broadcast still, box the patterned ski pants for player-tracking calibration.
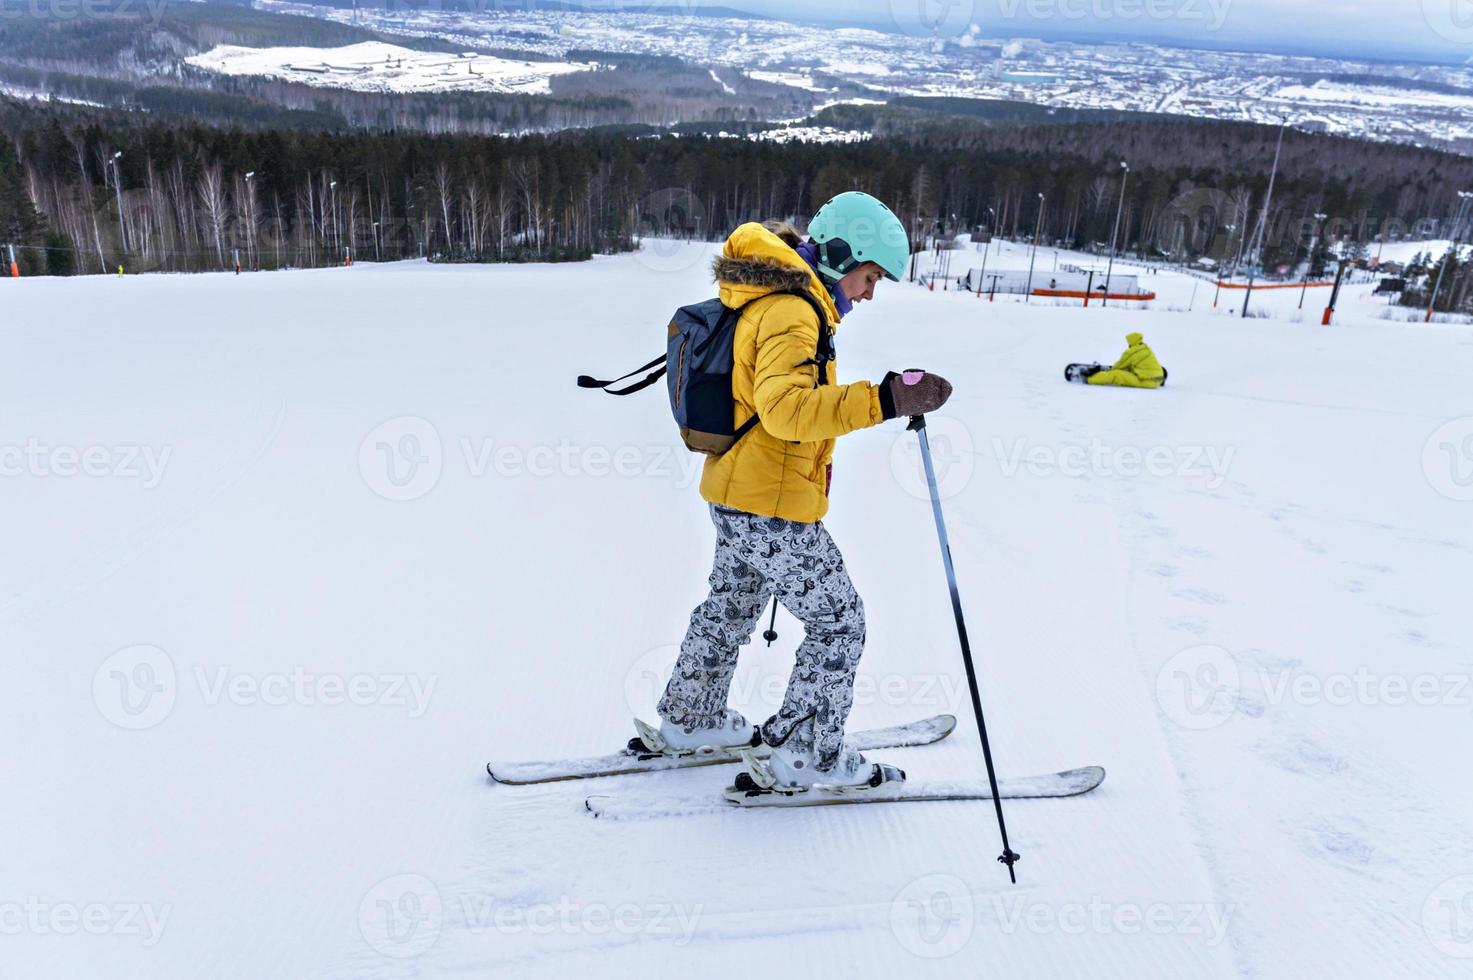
[658,504,866,771]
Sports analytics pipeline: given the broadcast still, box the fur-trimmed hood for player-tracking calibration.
[711,253,814,293]
[711,221,840,326]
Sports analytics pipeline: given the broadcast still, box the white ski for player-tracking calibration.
[486,714,957,784]
[585,766,1105,819]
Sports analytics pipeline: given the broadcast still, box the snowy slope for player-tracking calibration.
[1373,239,1457,265]
[3,244,1472,978]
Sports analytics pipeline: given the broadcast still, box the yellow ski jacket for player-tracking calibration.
[699,223,886,522]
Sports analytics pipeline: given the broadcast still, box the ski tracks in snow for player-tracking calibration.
[1116,386,1473,978]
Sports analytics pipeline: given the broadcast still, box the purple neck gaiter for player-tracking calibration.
[796,242,852,320]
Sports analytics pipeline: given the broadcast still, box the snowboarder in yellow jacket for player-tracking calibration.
[1087,332,1166,388]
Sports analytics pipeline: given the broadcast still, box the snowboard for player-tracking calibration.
[1065,364,1168,386]
[1064,362,1104,384]
[585,766,1105,819]
[486,714,957,784]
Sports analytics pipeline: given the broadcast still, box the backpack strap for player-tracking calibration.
[722,289,833,449]
[714,290,827,450]
[718,297,771,449]
[689,304,743,360]
[732,414,761,442]
[577,354,666,396]
[578,300,749,396]
[776,288,835,386]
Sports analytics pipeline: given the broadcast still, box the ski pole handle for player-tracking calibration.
[907,414,927,432]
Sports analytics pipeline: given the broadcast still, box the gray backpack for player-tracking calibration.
[578,289,832,456]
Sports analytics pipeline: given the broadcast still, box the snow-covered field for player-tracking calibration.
[186,41,589,95]
[0,83,105,108]
[1373,239,1457,265]
[4,240,1472,978]
[1275,81,1473,111]
[746,125,873,144]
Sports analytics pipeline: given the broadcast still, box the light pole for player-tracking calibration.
[1299,211,1327,309]
[1024,192,1045,303]
[110,151,126,255]
[909,214,921,282]
[244,171,256,270]
[976,206,995,297]
[414,183,427,259]
[1242,117,1288,318]
[1102,160,1129,308]
[329,179,339,258]
[1214,222,1236,308]
[1427,190,1473,323]
[1322,248,1350,326]
[372,220,381,262]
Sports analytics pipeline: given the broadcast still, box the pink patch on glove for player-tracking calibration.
[901,370,925,386]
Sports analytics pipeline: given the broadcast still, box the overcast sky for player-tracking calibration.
[707,0,1471,63]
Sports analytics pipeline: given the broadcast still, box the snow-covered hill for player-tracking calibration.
[186,40,590,95]
[3,244,1471,978]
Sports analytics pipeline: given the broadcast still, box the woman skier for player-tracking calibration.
[639,192,953,793]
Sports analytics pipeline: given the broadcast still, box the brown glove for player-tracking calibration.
[879,370,953,420]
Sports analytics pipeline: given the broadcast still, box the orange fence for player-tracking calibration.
[1033,289,1157,302]
[1214,280,1332,290]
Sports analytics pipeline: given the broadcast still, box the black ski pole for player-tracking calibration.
[908,414,1021,883]
[762,596,779,646]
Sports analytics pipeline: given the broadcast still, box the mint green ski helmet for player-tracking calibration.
[807,191,910,282]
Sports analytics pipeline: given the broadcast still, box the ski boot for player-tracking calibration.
[733,720,905,799]
[632,709,759,759]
